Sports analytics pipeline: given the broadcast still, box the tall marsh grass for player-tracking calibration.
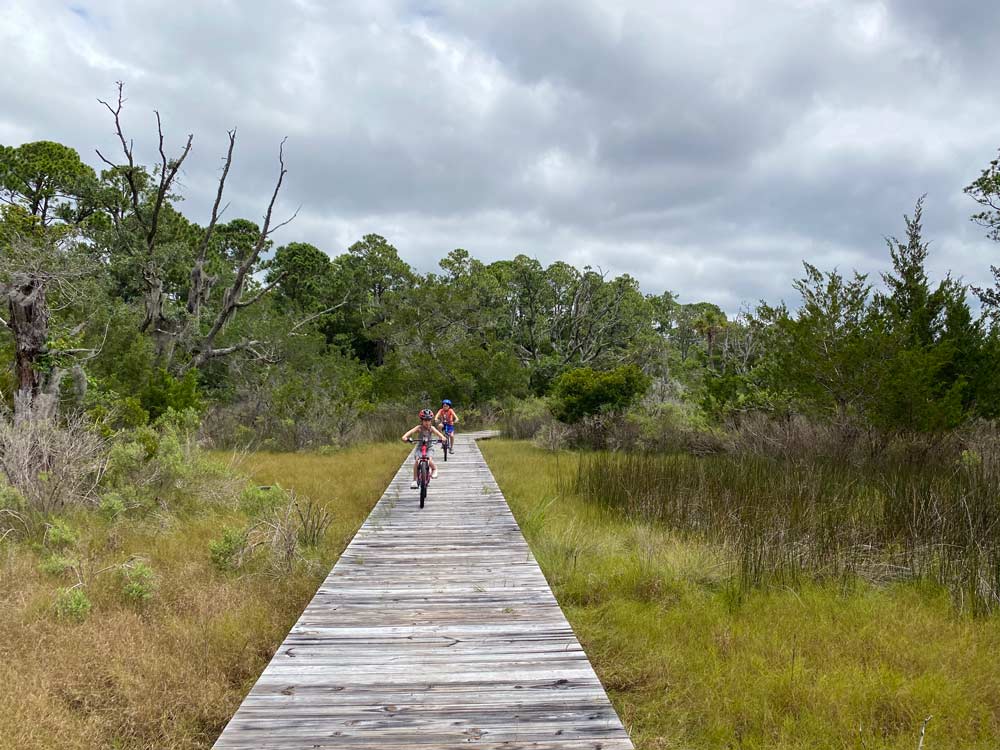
[576,449,1000,613]
[483,440,1000,748]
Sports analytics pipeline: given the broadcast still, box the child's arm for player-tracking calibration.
[401,426,419,441]
[452,411,459,424]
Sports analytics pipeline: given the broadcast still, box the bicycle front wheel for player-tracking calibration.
[418,462,429,507]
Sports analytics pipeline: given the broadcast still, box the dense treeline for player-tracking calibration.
[3,93,1000,451]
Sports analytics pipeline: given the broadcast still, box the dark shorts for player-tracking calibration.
[442,424,455,435]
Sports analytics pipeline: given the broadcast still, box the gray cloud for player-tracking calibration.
[3,0,999,314]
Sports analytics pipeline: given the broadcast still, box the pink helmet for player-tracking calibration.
[419,408,434,420]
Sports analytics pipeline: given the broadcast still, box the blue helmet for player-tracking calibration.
[442,399,452,406]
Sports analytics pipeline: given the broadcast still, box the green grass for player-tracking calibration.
[480,440,1000,750]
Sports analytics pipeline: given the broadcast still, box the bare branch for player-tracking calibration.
[290,292,352,333]
[147,110,193,256]
[54,317,113,362]
[96,82,142,221]
[259,137,289,241]
[235,272,285,309]
[192,340,278,364]
[916,716,932,750]
[187,128,236,316]
[266,205,301,237]
[192,137,292,368]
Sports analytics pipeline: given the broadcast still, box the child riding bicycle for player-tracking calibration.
[434,399,458,452]
[401,408,448,489]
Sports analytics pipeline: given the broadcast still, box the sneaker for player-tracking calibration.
[431,468,439,479]
[410,480,418,489]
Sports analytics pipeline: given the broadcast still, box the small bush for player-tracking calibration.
[120,560,156,605]
[98,492,127,521]
[532,421,570,451]
[293,497,333,548]
[0,414,106,513]
[0,481,24,511]
[104,408,216,508]
[39,554,77,577]
[238,485,286,519]
[54,587,91,622]
[44,519,78,550]
[209,527,252,572]
[140,368,203,422]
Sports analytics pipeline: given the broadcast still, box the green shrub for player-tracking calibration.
[98,492,127,521]
[551,365,650,423]
[140,368,203,422]
[44,519,78,550]
[210,527,251,572]
[120,560,156,604]
[238,484,286,519]
[39,554,77,577]
[54,587,91,622]
[104,408,202,501]
[0,481,24,511]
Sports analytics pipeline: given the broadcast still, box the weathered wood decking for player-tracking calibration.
[213,432,634,749]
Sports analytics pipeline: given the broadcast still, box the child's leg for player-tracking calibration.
[429,458,437,471]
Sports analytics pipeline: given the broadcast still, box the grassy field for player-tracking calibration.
[0,442,407,750]
[480,440,1000,750]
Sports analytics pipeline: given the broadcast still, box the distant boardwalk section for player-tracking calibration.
[213,431,634,749]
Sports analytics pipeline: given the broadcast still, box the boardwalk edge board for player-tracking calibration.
[213,431,634,749]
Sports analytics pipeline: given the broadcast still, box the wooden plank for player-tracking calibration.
[213,431,633,749]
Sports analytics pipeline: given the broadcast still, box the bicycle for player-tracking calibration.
[407,436,444,508]
[438,421,455,455]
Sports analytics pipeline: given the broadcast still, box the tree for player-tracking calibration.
[0,142,103,421]
[336,234,414,366]
[965,149,1000,328]
[871,198,978,430]
[93,83,295,372]
[0,236,97,420]
[267,242,335,314]
[758,263,883,422]
[550,364,651,423]
[0,141,97,226]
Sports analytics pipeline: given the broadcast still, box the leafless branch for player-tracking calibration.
[148,110,193,256]
[290,292,352,332]
[188,137,292,370]
[916,715,932,750]
[54,317,112,362]
[188,128,236,317]
[196,340,279,364]
[235,272,285,309]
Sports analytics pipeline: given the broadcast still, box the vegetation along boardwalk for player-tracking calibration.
[213,432,634,749]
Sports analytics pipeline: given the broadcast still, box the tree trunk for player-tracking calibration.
[4,272,50,421]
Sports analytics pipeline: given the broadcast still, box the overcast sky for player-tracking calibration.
[3,0,999,312]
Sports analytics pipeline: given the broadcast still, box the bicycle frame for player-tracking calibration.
[413,437,433,508]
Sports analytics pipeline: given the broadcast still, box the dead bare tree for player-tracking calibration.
[95,82,295,372]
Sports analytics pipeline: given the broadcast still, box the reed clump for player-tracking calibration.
[575,439,1000,613]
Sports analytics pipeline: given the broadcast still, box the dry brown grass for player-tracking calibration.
[0,442,407,750]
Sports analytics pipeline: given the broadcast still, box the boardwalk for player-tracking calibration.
[213,432,634,749]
